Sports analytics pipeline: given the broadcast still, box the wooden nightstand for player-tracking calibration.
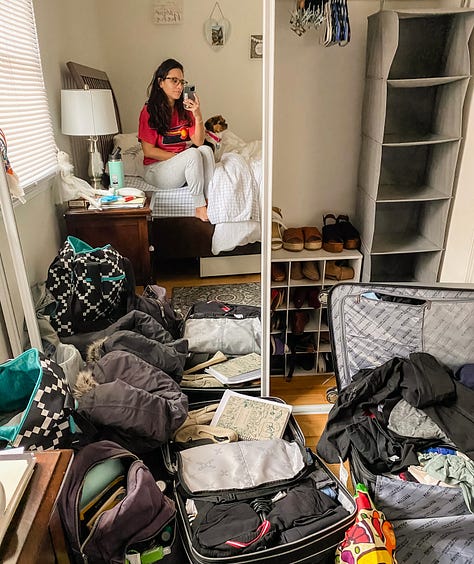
[64,200,152,285]
[0,449,74,564]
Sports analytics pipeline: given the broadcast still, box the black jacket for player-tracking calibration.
[317,353,474,472]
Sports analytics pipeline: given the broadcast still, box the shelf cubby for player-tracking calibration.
[270,248,362,380]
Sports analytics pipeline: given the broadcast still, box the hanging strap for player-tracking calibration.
[209,1,224,21]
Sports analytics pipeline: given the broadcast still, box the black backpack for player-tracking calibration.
[129,284,184,339]
[58,440,176,563]
[46,236,135,337]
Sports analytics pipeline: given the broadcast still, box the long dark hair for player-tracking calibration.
[146,58,187,134]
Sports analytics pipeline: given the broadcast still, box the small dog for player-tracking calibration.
[204,115,228,154]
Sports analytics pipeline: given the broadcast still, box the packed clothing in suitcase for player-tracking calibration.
[164,396,356,564]
[318,283,474,563]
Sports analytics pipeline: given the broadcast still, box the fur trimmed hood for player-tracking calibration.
[73,368,98,399]
[86,337,107,363]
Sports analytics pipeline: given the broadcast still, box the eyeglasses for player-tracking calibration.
[164,77,188,86]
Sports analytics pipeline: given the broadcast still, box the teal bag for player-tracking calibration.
[0,348,74,450]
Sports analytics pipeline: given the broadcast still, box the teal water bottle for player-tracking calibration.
[108,147,124,193]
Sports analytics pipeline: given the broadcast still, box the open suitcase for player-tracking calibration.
[321,282,474,563]
[163,397,356,564]
[181,301,262,403]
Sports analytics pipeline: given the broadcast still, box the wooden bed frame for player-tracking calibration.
[66,61,261,275]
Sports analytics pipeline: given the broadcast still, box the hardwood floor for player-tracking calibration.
[149,258,348,485]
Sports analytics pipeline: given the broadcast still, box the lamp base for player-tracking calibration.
[88,136,104,190]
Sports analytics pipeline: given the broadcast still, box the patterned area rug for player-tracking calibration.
[172,282,261,316]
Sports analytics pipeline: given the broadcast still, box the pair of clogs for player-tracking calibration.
[322,214,360,252]
[283,226,322,252]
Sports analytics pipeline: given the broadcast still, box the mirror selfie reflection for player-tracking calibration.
[35,1,264,395]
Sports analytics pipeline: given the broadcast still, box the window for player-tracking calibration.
[0,0,57,190]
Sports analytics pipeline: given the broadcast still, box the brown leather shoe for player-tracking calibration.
[302,261,320,281]
[302,226,322,250]
[292,287,307,308]
[283,227,304,251]
[290,261,304,280]
[308,288,321,309]
[271,262,286,282]
[325,261,354,280]
[291,311,309,335]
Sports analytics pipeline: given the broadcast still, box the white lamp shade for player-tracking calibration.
[61,89,118,136]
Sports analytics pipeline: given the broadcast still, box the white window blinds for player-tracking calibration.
[0,0,57,189]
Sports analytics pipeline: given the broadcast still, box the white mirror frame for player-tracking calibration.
[261,0,274,397]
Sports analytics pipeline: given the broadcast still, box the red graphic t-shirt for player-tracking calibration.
[138,104,196,165]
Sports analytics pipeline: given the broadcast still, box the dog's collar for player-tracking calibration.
[206,130,221,143]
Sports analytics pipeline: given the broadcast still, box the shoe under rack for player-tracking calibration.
[270,247,362,379]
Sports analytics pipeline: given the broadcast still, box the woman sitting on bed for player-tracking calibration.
[138,58,214,222]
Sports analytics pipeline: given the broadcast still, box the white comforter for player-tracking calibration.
[207,132,262,254]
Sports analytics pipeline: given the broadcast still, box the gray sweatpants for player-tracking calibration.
[143,145,215,208]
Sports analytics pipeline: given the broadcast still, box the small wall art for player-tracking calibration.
[250,35,263,59]
[204,2,231,49]
[153,0,183,25]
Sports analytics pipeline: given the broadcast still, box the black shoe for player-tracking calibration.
[336,215,360,249]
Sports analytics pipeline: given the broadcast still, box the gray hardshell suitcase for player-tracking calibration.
[322,282,474,563]
[164,397,356,564]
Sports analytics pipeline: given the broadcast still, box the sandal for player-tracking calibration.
[336,215,360,249]
[322,214,344,253]
[272,207,287,251]
[283,227,304,252]
[271,288,285,310]
[302,226,322,250]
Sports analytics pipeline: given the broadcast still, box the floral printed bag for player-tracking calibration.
[336,483,397,564]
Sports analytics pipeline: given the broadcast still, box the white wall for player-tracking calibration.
[272,0,449,228]
[34,0,263,148]
[94,0,263,141]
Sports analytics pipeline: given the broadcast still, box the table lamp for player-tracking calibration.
[61,87,118,190]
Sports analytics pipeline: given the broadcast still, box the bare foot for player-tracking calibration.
[195,205,209,222]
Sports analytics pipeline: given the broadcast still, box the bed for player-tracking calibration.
[66,61,261,276]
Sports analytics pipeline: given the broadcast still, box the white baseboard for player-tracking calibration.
[200,254,261,277]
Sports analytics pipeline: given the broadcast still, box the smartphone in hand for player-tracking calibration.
[184,84,196,102]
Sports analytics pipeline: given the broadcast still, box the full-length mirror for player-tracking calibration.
[24,0,266,394]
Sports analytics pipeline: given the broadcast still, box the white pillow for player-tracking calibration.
[113,132,145,178]
[113,132,140,152]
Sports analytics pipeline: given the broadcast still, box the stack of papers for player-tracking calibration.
[0,450,36,544]
[204,352,261,385]
[96,195,146,209]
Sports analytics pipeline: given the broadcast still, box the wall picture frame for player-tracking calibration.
[212,24,225,46]
[250,34,263,59]
[153,0,183,25]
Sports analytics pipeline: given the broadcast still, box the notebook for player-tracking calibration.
[204,353,261,385]
[210,390,292,441]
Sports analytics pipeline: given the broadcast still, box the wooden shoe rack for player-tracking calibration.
[270,248,362,383]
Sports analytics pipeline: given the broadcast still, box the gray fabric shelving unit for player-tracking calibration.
[356,8,474,283]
